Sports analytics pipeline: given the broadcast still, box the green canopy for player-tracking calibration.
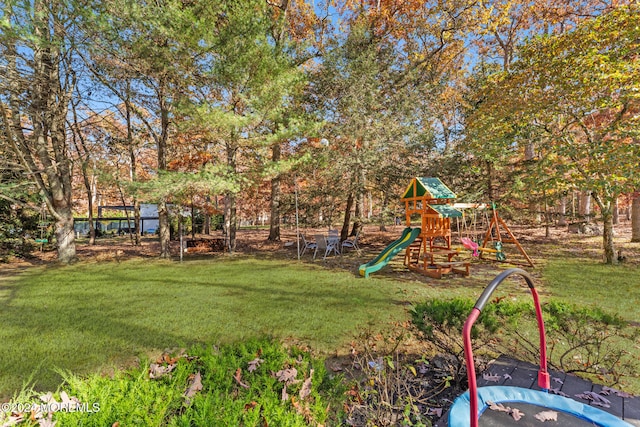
[401,177,457,200]
[428,204,462,218]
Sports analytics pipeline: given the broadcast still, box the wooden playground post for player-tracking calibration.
[480,204,534,267]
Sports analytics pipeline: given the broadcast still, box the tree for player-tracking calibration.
[0,0,80,263]
[82,0,207,257]
[478,5,639,263]
[176,1,315,251]
[313,1,476,238]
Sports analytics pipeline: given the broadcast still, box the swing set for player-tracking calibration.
[455,202,534,268]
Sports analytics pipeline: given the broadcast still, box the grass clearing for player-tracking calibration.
[1,231,639,403]
[542,259,640,323]
[0,256,485,398]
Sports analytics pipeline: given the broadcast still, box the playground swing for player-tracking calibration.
[35,202,50,250]
[456,206,506,261]
[461,237,506,260]
[456,202,535,265]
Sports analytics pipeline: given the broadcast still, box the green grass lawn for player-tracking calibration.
[0,256,484,398]
[542,259,640,323]
[1,253,638,399]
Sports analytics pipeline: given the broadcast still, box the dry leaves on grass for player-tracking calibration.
[275,368,299,385]
[184,372,203,406]
[234,368,250,389]
[0,391,90,427]
[248,358,264,373]
[298,369,313,400]
[149,349,190,379]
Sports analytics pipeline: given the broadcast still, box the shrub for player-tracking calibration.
[411,298,639,392]
[1,339,346,427]
[343,325,457,427]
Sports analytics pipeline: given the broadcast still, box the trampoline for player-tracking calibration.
[448,268,633,427]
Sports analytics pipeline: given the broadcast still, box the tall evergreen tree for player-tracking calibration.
[0,0,80,263]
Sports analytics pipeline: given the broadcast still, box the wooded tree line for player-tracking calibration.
[0,0,638,264]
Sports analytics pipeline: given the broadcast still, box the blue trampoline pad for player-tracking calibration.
[449,386,633,427]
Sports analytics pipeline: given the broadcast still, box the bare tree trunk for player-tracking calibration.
[191,199,195,239]
[55,205,76,263]
[125,90,140,246]
[225,142,238,252]
[612,197,619,225]
[351,194,363,237]
[379,193,389,232]
[632,193,640,242]
[158,199,171,258]
[224,194,237,252]
[543,190,550,238]
[340,192,354,242]
[268,144,281,241]
[558,195,567,226]
[134,201,141,240]
[602,213,615,264]
[580,191,591,220]
[592,193,615,264]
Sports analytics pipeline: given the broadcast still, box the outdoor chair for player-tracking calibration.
[327,229,340,254]
[341,230,361,254]
[299,234,317,256]
[313,234,339,260]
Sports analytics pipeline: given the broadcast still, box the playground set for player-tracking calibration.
[359,177,533,278]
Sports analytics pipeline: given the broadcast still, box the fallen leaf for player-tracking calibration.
[244,401,258,411]
[290,396,312,420]
[534,410,558,422]
[7,413,26,425]
[487,401,511,412]
[482,372,502,383]
[248,358,264,373]
[549,387,569,397]
[503,373,512,380]
[602,386,633,398]
[234,368,250,389]
[184,372,203,405]
[346,386,363,404]
[576,391,611,407]
[40,392,55,404]
[275,368,298,385]
[552,377,564,384]
[112,423,120,427]
[510,408,525,421]
[281,384,289,401]
[299,369,313,400]
[427,407,443,417]
[37,413,56,427]
[593,401,611,408]
[149,363,175,379]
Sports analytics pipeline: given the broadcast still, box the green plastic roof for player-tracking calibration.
[402,177,457,200]
[429,204,462,218]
